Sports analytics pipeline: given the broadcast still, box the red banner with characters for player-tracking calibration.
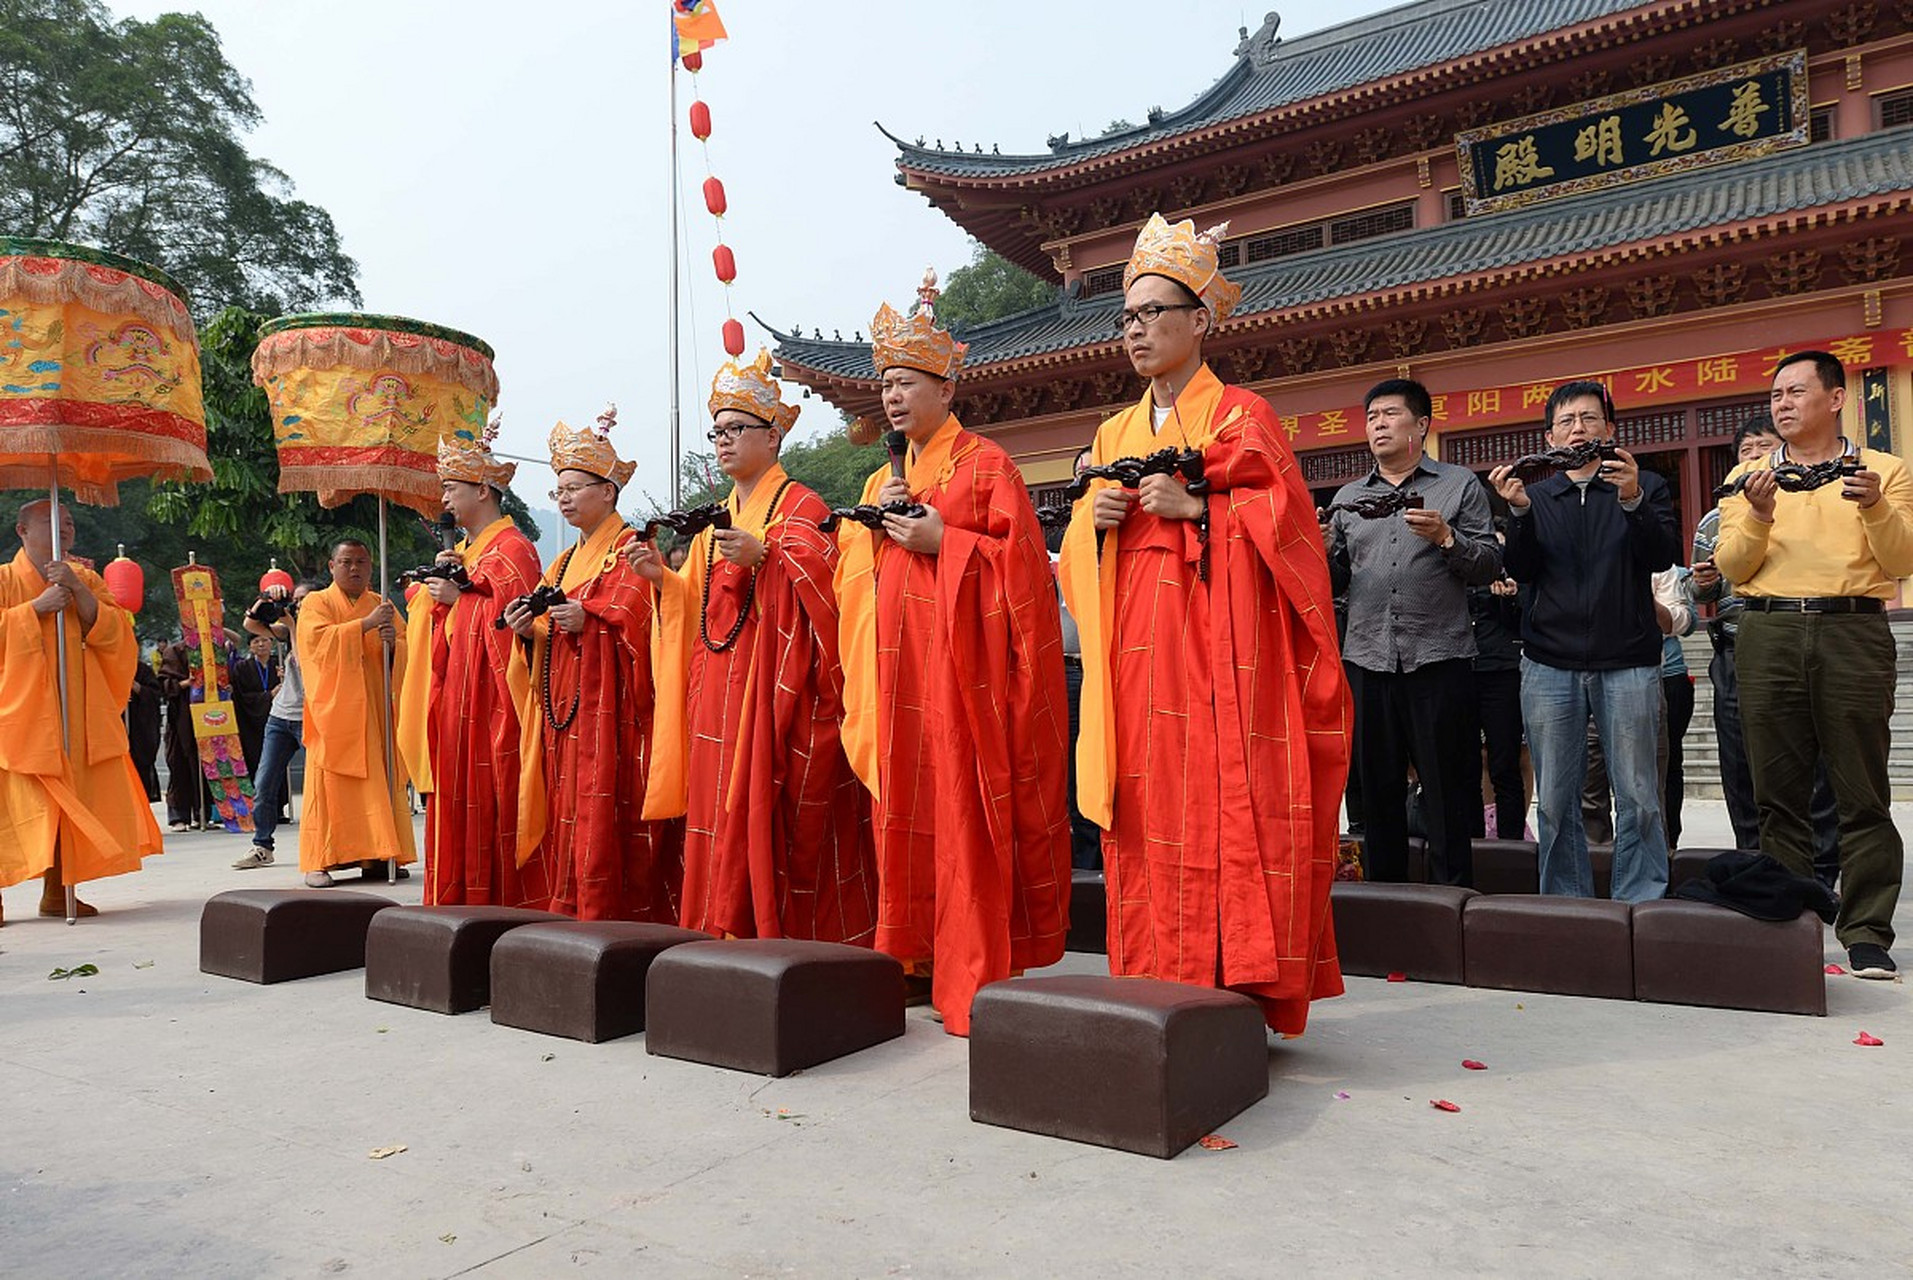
[1275,329,1907,450]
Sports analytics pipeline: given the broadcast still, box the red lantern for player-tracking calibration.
[713,244,736,283]
[681,49,703,72]
[103,544,143,614]
[721,318,746,357]
[690,100,712,141]
[703,176,727,217]
[259,560,294,595]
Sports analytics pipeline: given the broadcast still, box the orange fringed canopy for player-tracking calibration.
[251,313,499,517]
[0,237,212,505]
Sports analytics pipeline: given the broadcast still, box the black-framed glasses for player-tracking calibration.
[707,423,773,444]
[1115,302,1200,336]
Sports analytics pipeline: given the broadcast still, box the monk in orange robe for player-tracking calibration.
[0,499,162,922]
[631,351,876,943]
[297,537,416,886]
[506,407,681,921]
[836,274,1072,1035]
[1061,214,1351,1035]
[401,418,548,908]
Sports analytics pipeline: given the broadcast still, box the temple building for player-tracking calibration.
[768,0,1913,544]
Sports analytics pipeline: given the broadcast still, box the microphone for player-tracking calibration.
[884,430,908,481]
[434,511,459,553]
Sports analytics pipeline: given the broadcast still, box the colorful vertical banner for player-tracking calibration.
[672,0,727,61]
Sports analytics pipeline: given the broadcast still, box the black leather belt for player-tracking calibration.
[1741,596,1884,614]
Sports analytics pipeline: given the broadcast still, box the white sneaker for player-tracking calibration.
[303,870,334,888]
[232,848,274,870]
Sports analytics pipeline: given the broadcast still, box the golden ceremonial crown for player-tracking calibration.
[709,348,800,431]
[870,268,968,380]
[437,410,517,489]
[1124,213,1242,321]
[549,403,636,488]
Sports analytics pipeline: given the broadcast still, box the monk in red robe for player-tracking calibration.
[507,407,681,921]
[1060,214,1351,1035]
[631,351,877,943]
[836,273,1072,1035]
[401,417,548,907]
[0,498,162,922]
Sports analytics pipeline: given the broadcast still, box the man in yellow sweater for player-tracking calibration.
[1714,351,1913,979]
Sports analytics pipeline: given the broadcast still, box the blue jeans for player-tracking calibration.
[1520,658,1668,902]
[250,715,303,851]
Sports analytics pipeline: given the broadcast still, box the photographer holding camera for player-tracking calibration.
[231,578,315,869]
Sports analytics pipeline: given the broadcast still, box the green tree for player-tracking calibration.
[936,239,1058,331]
[781,423,886,508]
[0,0,360,313]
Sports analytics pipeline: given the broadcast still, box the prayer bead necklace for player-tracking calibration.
[701,478,794,654]
[540,547,583,733]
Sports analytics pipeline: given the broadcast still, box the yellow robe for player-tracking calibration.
[0,549,162,888]
[296,583,416,872]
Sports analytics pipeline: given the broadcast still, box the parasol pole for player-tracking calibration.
[668,42,683,508]
[47,459,77,924]
[378,496,399,884]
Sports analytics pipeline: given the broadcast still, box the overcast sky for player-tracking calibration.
[111,0,1398,506]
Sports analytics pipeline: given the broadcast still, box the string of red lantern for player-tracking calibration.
[682,50,746,358]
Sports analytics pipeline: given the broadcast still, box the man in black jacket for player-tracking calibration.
[1489,381,1679,901]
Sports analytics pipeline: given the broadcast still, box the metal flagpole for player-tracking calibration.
[378,496,398,883]
[47,460,77,924]
[668,37,683,508]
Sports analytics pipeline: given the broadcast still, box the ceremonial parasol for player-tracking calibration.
[251,312,499,877]
[0,236,214,922]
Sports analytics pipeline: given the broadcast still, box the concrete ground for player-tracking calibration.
[1,801,1908,1279]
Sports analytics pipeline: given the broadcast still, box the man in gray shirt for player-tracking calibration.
[1324,379,1500,885]
[230,579,314,870]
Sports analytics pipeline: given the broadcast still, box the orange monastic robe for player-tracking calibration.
[646,464,877,943]
[0,550,162,889]
[404,518,548,908]
[510,516,682,921]
[1060,364,1351,1035]
[836,415,1072,1035]
[297,584,416,873]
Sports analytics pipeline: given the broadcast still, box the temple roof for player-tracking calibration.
[884,0,1655,181]
[771,126,1913,380]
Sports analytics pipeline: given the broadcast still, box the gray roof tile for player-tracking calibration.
[891,0,1652,179]
[773,128,1913,380]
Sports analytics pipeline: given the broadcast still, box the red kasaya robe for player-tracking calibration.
[510,515,682,921]
[410,517,549,908]
[836,414,1072,1035]
[1060,364,1351,1035]
[646,464,877,944]
[0,550,162,890]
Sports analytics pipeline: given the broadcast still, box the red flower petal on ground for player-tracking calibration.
[1825,964,1846,975]
[1855,1031,1884,1047]
[1386,972,1407,983]
[1462,1059,1487,1071]
[1430,1099,1461,1112]
[1197,1134,1238,1150]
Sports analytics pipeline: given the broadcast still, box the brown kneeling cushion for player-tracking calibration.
[969,975,1269,1159]
[364,905,569,1014]
[644,939,905,1077]
[200,889,397,984]
[491,921,712,1042]
[1631,900,1826,1016]
[1330,882,1475,983]
[1462,896,1634,999]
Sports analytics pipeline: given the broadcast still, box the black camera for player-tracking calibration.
[493,584,567,630]
[251,595,298,625]
[399,561,471,589]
